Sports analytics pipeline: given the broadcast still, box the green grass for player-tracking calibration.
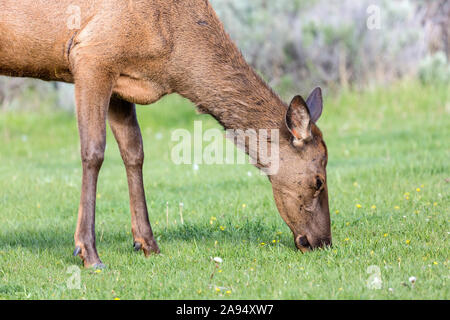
[0,80,448,299]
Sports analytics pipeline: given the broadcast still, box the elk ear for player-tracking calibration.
[305,87,323,123]
[285,95,312,146]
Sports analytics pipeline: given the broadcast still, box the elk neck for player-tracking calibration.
[167,1,288,135]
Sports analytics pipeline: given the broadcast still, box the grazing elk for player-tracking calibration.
[0,0,331,268]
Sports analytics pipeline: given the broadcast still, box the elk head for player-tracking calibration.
[270,87,331,252]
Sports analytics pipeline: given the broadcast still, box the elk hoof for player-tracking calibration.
[143,241,161,256]
[133,242,142,251]
[72,244,103,268]
[73,246,82,257]
[133,239,160,256]
[92,263,106,270]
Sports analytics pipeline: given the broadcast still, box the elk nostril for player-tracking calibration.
[299,235,310,248]
[315,177,323,190]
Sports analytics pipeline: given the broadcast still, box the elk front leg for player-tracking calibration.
[72,68,113,268]
[108,97,160,256]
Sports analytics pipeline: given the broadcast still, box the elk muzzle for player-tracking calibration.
[294,233,332,253]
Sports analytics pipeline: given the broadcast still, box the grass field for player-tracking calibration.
[0,80,448,299]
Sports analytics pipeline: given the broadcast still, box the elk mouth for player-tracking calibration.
[295,234,312,253]
[295,233,333,252]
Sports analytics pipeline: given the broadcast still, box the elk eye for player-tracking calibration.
[315,177,324,191]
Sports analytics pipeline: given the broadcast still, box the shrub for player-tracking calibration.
[418,52,450,85]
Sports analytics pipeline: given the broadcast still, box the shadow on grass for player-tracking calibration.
[0,218,295,264]
[153,217,295,249]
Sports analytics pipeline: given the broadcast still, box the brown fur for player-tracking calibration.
[0,0,331,267]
